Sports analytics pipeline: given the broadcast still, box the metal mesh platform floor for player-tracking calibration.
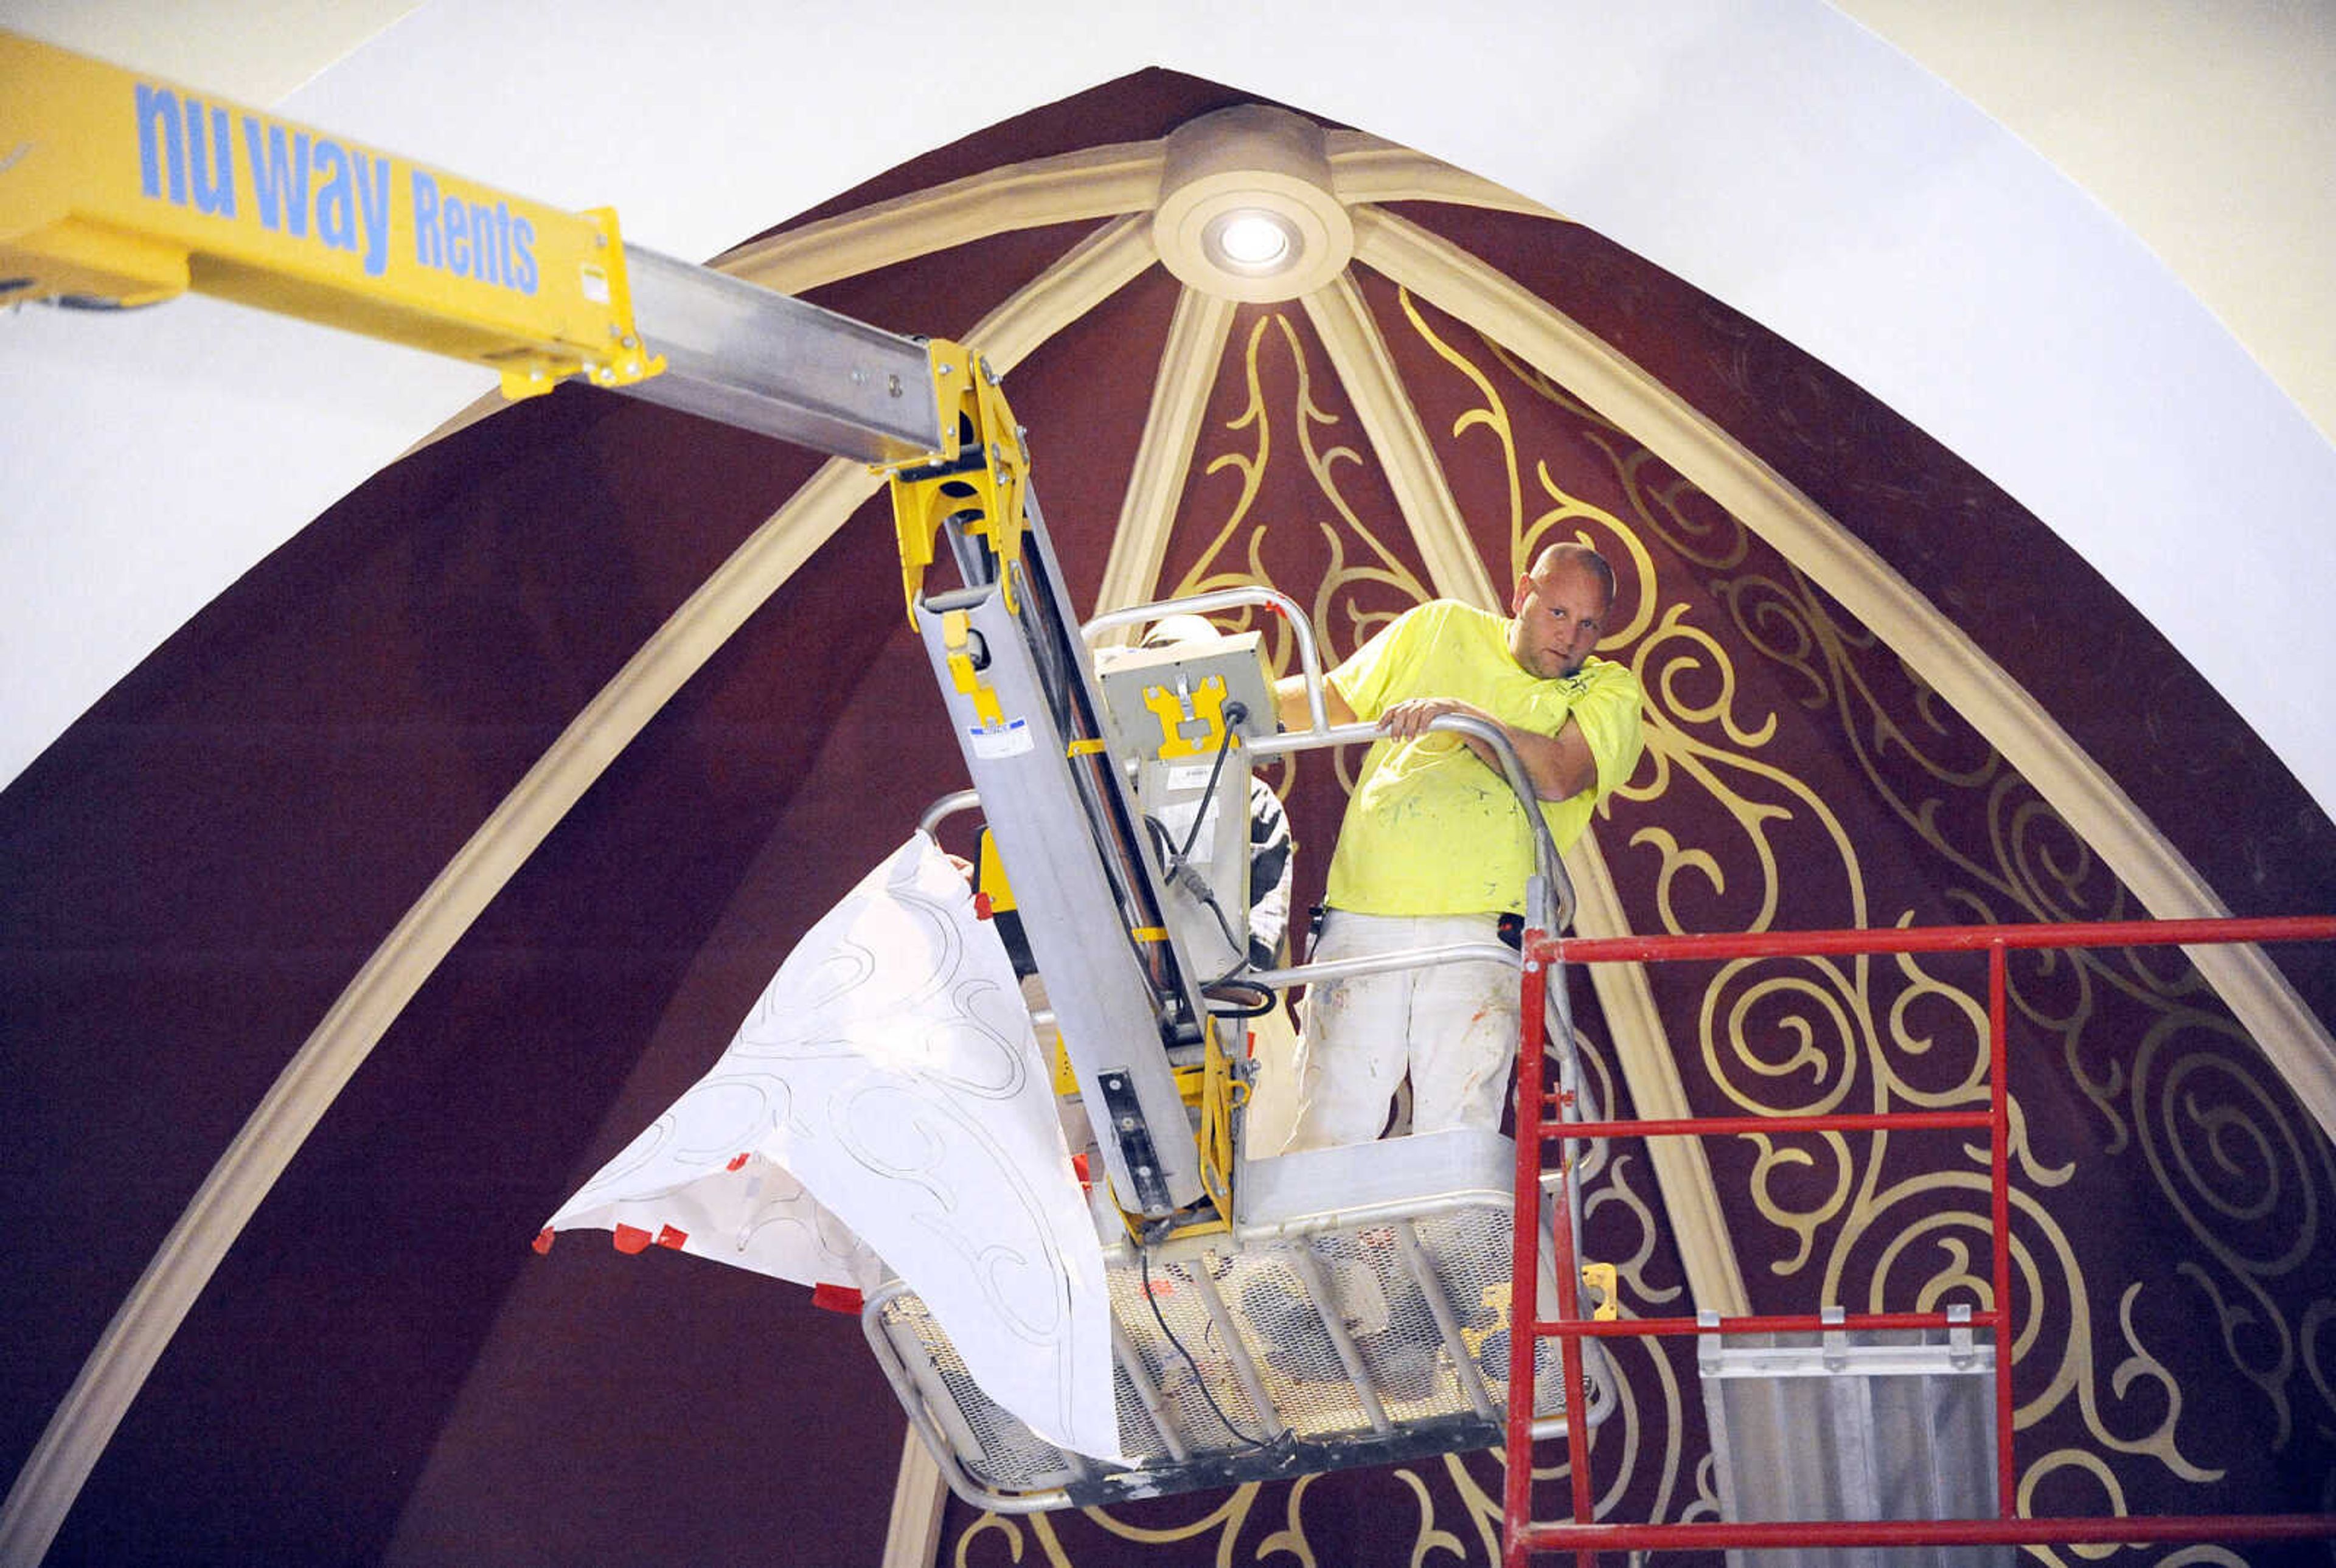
[870,1195,1605,1510]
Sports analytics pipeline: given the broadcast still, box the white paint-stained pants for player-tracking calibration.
[1281,910,1519,1153]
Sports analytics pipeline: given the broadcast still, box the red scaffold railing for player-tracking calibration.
[1501,914,2336,1567]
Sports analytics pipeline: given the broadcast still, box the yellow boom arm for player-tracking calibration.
[0,31,659,399]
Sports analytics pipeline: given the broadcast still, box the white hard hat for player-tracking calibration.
[1139,612,1223,650]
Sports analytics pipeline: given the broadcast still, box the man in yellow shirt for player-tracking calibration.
[1272,541,1643,1151]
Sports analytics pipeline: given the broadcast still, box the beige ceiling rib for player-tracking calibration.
[957,215,1155,366]
[406,119,1529,461]
[1325,131,1562,219]
[1352,202,2336,1142]
[0,219,1156,1568]
[880,1429,949,1568]
[720,142,1166,296]
[408,123,1546,459]
[1563,837,1750,1314]
[1093,285,1236,621]
[714,128,1556,299]
[1302,265,1747,1313]
[1299,269,1500,609]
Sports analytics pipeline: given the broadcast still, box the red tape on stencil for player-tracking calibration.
[655,1224,687,1250]
[613,1224,652,1254]
[811,1283,864,1314]
[532,1228,555,1255]
[973,890,994,920]
[726,1152,750,1172]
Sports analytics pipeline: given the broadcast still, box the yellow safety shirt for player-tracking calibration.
[1322,601,1642,916]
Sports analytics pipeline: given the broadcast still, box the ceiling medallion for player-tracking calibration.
[1152,105,1355,304]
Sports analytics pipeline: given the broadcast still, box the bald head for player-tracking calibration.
[1529,541,1615,603]
[1509,541,1616,679]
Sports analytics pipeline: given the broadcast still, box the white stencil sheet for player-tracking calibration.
[546,832,1121,1459]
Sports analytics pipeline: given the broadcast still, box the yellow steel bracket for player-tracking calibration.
[1118,1019,1243,1244]
[0,32,662,398]
[879,338,1029,628]
[940,608,1004,729]
[1580,1261,1620,1322]
[1191,1019,1246,1224]
[1141,675,1232,761]
[1460,1282,1512,1360]
[499,204,664,400]
[975,828,1016,915]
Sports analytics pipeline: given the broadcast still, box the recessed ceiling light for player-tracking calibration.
[1213,211,1294,268]
[1204,210,1300,274]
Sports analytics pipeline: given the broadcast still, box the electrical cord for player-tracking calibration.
[1172,701,1245,861]
[1143,812,1240,955]
[1200,974,1277,1017]
[1138,1246,1287,1452]
[1144,706,1276,1013]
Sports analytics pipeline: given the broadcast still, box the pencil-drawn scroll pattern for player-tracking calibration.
[546,833,1119,1459]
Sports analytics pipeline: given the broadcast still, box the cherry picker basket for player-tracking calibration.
[865,1127,1613,1511]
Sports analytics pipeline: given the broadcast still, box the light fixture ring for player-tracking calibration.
[1151,106,1354,304]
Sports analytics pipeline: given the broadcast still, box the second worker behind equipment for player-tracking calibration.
[1273,541,1644,1152]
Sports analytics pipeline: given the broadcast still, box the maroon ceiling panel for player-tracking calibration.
[740,69,1338,251]
[0,385,822,1503]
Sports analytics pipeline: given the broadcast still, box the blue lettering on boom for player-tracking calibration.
[134,85,238,221]
[186,100,235,218]
[443,197,469,276]
[469,201,499,288]
[135,85,184,204]
[129,86,534,298]
[241,117,310,237]
[408,172,538,296]
[511,216,537,294]
[313,139,356,255]
[355,158,389,277]
[412,170,442,268]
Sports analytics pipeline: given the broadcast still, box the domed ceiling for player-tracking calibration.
[4,64,2333,1568]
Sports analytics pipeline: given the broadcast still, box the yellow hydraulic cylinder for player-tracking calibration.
[0,31,661,399]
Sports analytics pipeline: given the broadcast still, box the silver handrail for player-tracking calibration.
[1080,592,1576,930]
[1246,941,1517,993]
[1250,713,1577,935]
[917,788,981,836]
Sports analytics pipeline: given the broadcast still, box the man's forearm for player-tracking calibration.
[1377,696,1595,801]
[1274,673,1356,732]
[1497,718,1596,802]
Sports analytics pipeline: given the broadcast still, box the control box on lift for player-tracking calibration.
[1095,630,1278,982]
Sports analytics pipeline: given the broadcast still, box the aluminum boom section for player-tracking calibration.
[619,248,945,464]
